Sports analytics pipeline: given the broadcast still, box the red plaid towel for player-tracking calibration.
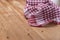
[24,0,60,27]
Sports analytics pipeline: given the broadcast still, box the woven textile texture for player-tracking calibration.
[24,0,60,27]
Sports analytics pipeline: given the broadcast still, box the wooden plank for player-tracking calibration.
[0,0,43,40]
[0,0,60,40]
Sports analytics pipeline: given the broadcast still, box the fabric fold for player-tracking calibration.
[24,0,60,27]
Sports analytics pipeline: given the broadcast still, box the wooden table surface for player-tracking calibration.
[0,0,60,40]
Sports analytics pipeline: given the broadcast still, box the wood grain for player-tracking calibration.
[0,0,60,40]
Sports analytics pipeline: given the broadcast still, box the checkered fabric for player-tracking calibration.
[24,0,60,27]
